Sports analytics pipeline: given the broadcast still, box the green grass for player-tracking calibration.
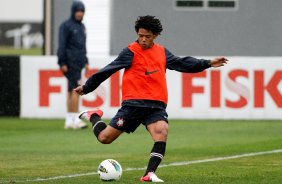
[0,46,42,55]
[0,118,282,183]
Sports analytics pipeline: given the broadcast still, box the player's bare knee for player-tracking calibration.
[155,124,168,137]
[160,129,168,138]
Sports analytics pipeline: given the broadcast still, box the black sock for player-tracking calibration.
[144,141,166,176]
[90,114,101,125]
[90,114,107,138]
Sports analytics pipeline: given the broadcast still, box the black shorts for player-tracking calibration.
[109,106,168,133]
[64,69,82,92]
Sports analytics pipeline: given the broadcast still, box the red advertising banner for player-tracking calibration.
[21,56,282,119]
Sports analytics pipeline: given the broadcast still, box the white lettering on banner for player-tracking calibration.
[5,24,43,49]
[20,56,282,119]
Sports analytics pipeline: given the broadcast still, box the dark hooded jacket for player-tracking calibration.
[57,1,88,70]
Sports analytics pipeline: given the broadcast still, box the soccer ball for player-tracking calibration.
[98,159,122,181]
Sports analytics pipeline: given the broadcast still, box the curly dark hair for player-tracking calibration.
[135,15,163,35]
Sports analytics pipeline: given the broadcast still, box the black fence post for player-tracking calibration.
[0,56,20,116]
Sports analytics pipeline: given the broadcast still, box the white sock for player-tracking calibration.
[65,113,73,126]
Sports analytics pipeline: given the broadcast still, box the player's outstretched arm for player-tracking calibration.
[165,48,228,73]
[75,48,133,96]
[165,48,211,73]
[209,57,228,68]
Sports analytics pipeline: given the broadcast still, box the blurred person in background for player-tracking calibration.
[57,0,89,129]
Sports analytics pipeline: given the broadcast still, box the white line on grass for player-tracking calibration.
[1,149,282,183]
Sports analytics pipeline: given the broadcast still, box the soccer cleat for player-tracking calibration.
[78,109,103,122]
[140,172,164,182]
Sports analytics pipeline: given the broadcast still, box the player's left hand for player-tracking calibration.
[210,57,228,68]
[74,85,84,95]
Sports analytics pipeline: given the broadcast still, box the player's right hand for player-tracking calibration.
[74,85,84,95]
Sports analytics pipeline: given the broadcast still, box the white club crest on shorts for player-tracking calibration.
[116,118,124,127]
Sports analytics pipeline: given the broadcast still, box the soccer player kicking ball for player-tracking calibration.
[74,15,227,182]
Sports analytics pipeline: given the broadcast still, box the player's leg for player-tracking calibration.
[79,109,123,144]
[80,106,142,144]
[141,109,168,182]
[97,126,123,144]
[147,120,168,142]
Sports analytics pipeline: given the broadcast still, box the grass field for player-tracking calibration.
[0,118,282,184]
[0,47,42,55]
